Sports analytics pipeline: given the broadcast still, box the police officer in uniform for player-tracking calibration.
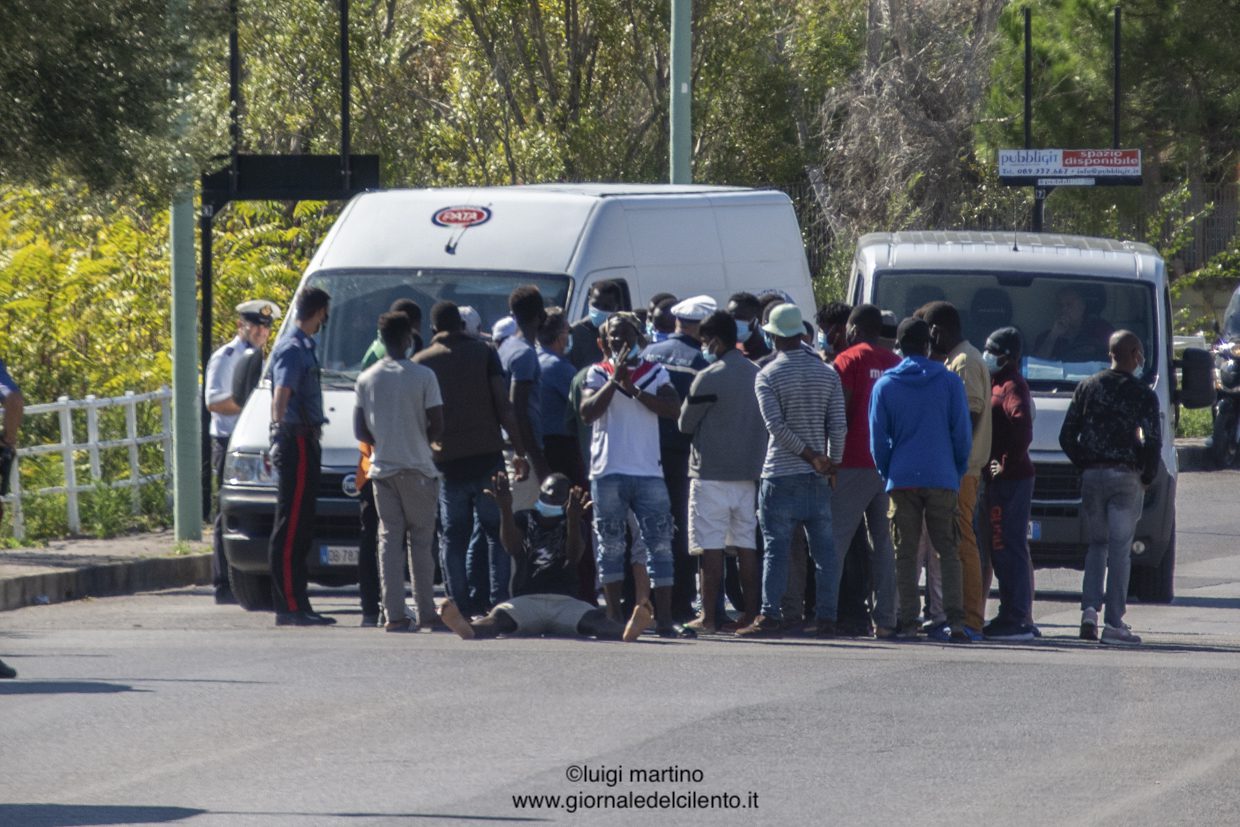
[268,287,335,625]
[204,299,281,604]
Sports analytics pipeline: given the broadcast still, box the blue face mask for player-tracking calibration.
[701,346,718,364]
[817,334,832,356]
[982,351,1002,374]
[628,343,643,361]
[651,331,671,343]
[563,332,573,356]
[762,331,774,351]
[735,319,752,342]
[588,306,613,329]
[534,499,565,519]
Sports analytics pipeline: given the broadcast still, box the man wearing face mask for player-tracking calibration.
[439,472,645,641]
[569,280,626,370]
[268,287,335,625]
[727,292,770,362]
[815,302,852,361]
[642,294,715,622]
[361,298,424,369]
[678,310,767,633]
[979,327,1037,641]
[1059,331,1160,646]
[580,313,691,638]
[647,293,678,343]
[205,298,280,605]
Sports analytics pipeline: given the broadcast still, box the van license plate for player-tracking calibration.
[1027,521,1041,541]
[320,545,359,566]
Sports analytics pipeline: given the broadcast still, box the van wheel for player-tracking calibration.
[228,564,274,611]
[1129,526,1175,604]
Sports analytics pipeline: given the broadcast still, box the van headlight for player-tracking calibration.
[224,451,278,487]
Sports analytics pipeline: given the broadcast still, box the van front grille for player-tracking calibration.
[1032,464,1081,501]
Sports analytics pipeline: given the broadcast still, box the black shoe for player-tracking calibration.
[213,588,238,606]
[275,611,336,627]
[361,614,380,628]
[0,659,16,679]
[656,623,698,639]
[303,611,337,625]
[815,620,838,639]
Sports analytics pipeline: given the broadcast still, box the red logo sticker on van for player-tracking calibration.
[432,206,492,228]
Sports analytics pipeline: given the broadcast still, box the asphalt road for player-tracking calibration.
[3,471,1239,827]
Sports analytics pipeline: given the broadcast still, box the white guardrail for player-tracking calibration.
[1,388,173,540]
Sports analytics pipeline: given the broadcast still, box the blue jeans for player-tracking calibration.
[759,474,838,621]
[1081,468,1143,626]
[591,474,674,587]
[439,463,508,618]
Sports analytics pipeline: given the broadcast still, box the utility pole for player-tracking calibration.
[170,0,202,540]
[669,0,691,184]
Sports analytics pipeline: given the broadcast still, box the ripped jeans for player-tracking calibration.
[591,474,675,588]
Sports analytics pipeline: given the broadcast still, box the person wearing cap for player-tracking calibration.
[268,287,335,625]
[569,280,626,371]
[737,303,847,639]
[439,472,647,640]
[415,301,531,619]
[919,300,991,641]
[492,316,517,345]
[458,305,485,339]
[1059,330,1159,646]
[979,327,1038,641]
[354,311,444,632]
[642,293,715,622]
[580,312,691,638]
[204,298,280,605]
[869,317,972,641]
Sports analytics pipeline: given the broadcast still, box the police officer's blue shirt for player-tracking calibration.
[0,359,20,400]
[642,333,707,452]
[270,329,325,427]
[204,335,248,438]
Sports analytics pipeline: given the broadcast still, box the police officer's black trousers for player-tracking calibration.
[269,431,321,614]
[211,436,231,595]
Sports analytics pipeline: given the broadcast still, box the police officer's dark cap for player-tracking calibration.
[236,299,281,327]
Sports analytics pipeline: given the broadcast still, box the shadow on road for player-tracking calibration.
[0,680,148,695]
[0,804,202,826]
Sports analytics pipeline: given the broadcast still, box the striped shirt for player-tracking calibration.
[755,347,847,478]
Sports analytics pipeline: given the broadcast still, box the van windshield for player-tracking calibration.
[873,272,1157,392]
[1224,286,1240,340]
[285,268,572,383]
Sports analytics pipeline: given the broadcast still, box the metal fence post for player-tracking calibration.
[8,451,22,542]
[125,391,142,514]
[57,396,80,534]
[160,388,174,509]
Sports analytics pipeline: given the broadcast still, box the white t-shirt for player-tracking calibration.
[355,357,444,479]
[583,361,670,479]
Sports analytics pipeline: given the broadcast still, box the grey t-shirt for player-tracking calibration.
[355,357,443,479]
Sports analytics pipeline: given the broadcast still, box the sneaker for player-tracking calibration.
[1101,623,1141,646]
[736,614,783,639]
[815,620,838,639]
[983,621,1036,642]
[361,614,380,628]
[926,624,952,642]
[1080,608,1099,641]
[384,618,415,632]
[656,623,698,639]
[951,626,982,643]
[0,658,16,679]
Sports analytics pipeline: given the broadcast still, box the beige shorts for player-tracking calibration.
[494,593,594,636]
[689,479,758,554]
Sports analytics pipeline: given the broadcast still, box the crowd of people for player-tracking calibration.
[215,278,1162,647]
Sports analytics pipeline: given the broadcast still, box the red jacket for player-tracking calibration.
[988,363,1034,481]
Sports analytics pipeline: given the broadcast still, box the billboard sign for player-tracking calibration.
[998,149,1142,186]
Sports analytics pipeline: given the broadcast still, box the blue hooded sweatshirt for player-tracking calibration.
[869,355,972,492]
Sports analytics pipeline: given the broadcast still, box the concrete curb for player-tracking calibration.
[0,553,211,613]
[1176,439,1213,473]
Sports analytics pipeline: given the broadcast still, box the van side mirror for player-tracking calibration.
[1176,347,1215,410]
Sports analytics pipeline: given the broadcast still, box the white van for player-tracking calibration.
[219,184,816,608]
[848,231,1214,603]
